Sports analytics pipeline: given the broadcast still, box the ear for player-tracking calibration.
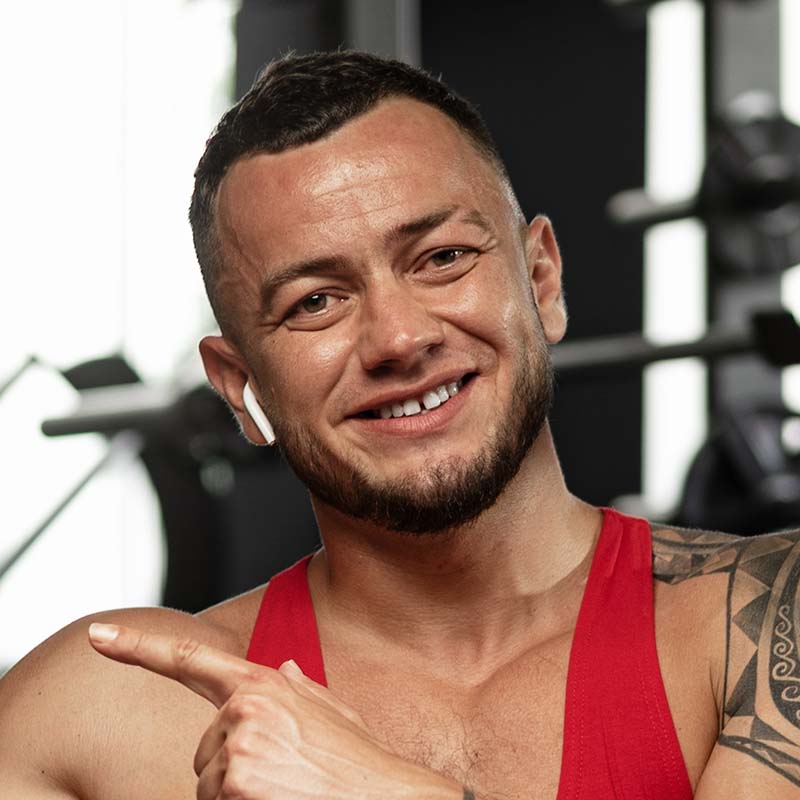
[199,335,271,445]
[525,215,567,344]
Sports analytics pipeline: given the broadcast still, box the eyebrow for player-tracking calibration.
[259,206,495,314]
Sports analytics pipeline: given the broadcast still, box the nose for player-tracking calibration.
[356,284,445,372]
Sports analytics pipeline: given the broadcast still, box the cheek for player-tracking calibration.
[265,331,354,411]
[492,266,541,341]
[441,267,525,345]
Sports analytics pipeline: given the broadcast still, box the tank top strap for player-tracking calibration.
[246,553,327,686]
[557,508,692,799]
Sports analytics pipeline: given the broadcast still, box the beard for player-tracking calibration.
[272,333,554,535]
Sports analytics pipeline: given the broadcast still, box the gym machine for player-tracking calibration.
[601,0,800,532]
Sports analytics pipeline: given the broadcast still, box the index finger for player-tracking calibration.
[88,622,259,708]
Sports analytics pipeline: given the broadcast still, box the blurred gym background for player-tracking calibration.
[2,0,800,670]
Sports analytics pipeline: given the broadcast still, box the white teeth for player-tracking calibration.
[422,390,441,410]
[374,378,466,419]
[403,399,422,416]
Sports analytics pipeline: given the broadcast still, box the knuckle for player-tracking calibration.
[220,766,249,798]
[172,637,203,674]
[225,692,270,722]
[244,664,269,684]
[238,662,263,680]
[224,727,258,759]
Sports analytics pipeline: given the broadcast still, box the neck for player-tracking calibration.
[307,425,603,672]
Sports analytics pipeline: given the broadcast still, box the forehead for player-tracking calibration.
[215,98,512,266]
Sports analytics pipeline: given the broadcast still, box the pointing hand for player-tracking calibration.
[89,622,463,800]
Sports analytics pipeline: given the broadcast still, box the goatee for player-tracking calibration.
[273,337,554,535]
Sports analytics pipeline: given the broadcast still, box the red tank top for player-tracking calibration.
[247,508,694,799]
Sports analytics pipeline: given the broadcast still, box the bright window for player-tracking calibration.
[0,0,236,668]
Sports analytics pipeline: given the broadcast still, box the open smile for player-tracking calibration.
[364,377,464,418]
[347,373,477,436]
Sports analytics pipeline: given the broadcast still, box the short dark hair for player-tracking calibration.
[189,50,508,333]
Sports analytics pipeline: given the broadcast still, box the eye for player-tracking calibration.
[283,291,350,328]
[429,248,471,268]
[296,292,334,315]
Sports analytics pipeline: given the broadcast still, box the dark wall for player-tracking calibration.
[421,0,647,504]
[236,0,344,98]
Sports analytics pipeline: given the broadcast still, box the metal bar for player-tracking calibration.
[606,188,698,228]
[0,432,143,583]
[553,326,751,377]
[41,383,179,437]
[553,305,800,379]
[0,355,38,400]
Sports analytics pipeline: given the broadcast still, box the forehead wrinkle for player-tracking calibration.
[308,163,398,201]
[299,198,411,230]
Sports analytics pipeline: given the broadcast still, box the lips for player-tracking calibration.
[348,373,476,438]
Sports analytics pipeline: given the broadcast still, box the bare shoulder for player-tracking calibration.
[652,522,800,790]
[0,588,265,800]
[197,580,265,641]
[651,522,760,585]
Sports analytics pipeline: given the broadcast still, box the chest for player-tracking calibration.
[97,651,568,800]
[325,634,573,800]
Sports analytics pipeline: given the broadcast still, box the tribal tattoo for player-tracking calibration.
[652,523,800,786]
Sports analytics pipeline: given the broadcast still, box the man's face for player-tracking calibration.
[208,98,564,533]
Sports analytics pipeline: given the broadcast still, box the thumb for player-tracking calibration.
[278,659,305,679]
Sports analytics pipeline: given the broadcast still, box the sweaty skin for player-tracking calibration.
[1,98,799,799]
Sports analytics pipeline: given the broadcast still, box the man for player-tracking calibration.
[1,50,799,799]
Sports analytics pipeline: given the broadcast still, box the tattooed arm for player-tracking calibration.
[654,525,800,797]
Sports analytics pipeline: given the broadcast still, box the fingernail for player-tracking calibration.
[89,623,119,644]
[279,659,304,677]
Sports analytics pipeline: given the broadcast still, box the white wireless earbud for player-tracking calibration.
[242,381,276,445]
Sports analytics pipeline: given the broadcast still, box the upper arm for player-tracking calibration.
[691,529,800,797]
[0,614,109,799]
[0,606,221,800]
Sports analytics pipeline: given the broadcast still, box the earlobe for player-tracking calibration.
[242,382,276,445]
[199,335,276,446]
